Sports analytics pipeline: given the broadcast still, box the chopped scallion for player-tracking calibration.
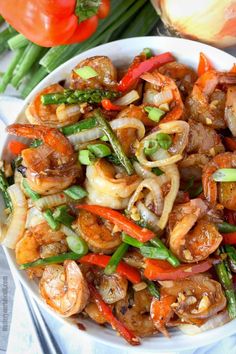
[64,185,87,200]
[152,167,164,176]
[53,205,75,227]
[87,143,111,158]
[122,233,144,248]
[74,66,98,79]
[213,168,236,182]
[43,209,60,230]
[78,150,96,165]
[22,178,40,201]
[156,133,172,150]
[144,139,159,156]
[144,106,165,122]
[104,243,129,275]
[142,48,152,59]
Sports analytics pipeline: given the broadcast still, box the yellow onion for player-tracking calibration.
[151,0,236,48]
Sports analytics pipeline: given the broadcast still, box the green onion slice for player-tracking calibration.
[213,168,236,182]
[156,133,172,150]
[152,167,164,176]
[64,185,87,200]
[74,66,98,79]
[144,139,159,155]
[104,243,129,275]
[87,143,111,158]
[43,209,60,230]
[144,106,165,122]
[78,150,96,165]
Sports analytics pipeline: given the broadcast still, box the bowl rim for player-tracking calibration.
[2,35,236,352]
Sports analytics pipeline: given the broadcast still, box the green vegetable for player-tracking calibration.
[0,48,25,93]
[104,243,129,275]
[95,110,134,175]
[212,168,236,182]
[142,48,152,59]
[41,89,119,105]
[75,0,101,22]
[61,117,97,136]
[64,185,87,200]
[74,65,98,79]
[100,134,109,142]
[22,178,40,201]
[8,34,30,50]
[184,176,195,192]
[30,139,42,148]
[53,205,75,227]
[140,245,170,259]
[66,235,88,256]
[144,139,159,156]
[215,249,236,319]
[152,167,164,176]
[19,252,81,270]
[21,67,48,98]
[189,184,203,198]
[225,245,236,263]
[218,222,236,233]
[87,143,111,158]
[0,170,12,211]
[144,106,165,122]
[106,153,122,166]
[156,133,172,150]
[122,233,144,248]
[43,209,60,230]
[150,238,180,267]
[11,43,44,88]
[146,280,160,299]
[78,150,96,165]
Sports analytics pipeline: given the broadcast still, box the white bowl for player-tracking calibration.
[2,36,236,352]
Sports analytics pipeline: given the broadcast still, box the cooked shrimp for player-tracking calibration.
[150,293,176,336]
[85,302,107,324]
[97,273,128,304]
[169,199,222,262]
[39,260,89,317]
[187,70,236,129]
[7,124,81,195]
[26,84,81,128]
[115,289,156,337]
[141,71,184,123]
[159,275,226,326]
[71,56,117,90]
[179,154,210,181]
[159,61,197,98]
[202,152,236,205]
[116,105,151,156]
[85,159,140,209]
[15,222,67,265]
[74,209,121,254]
[225,86,236,136]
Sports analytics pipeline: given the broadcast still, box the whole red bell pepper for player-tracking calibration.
[0,0,110,47]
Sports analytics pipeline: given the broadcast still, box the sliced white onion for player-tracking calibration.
[151,149,180,230]
[127,178,163,216]
[1,184,27,249]
[179,311,230,335]
[114,90,139,105]
[143,88,173,106]
[133,161,170,185]
[56,104,81,121]
[136,201,160,233]
[34,193,70,211]
[25,207,45,228]
[68,118,145,146]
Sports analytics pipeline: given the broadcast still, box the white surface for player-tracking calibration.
[2,36,236,352]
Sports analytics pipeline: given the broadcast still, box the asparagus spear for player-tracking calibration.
[41,88,119,105]
[94,110,134,175]
[0,170,12,211]
[19,252,81,269]
[215,248,236,319]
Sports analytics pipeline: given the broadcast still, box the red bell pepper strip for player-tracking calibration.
[8,140,28,155]
[144,259,213,280]
[118,52,175,92]
[77,204,155,242]
[0,1,109,47]
[88,282,140,345]
[101,99,124,111]
[224,137,236,152]
[97,0,110,19]
[197,52,214,77]
[222,232,236,245]
[80,253,141,284]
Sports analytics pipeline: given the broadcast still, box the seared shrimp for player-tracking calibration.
[187,70,236,129]
[85,159,140,209]
[159,61,197,98]
[74,209,121,254]
[159,275,226,326]
[15,222,67,265]
[225,86,236,136]
[142,71,184,123]
[26,84,81,128]
[115,289,156,337]
[97,273,128,304]
[150,293,176,336]
[168,199,222,262]
[71,56,117,90]
[7,124,81,195]
[202,152,236,206]
[85,302,107,324]
[39,260,89,317]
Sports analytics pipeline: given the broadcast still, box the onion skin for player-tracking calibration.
[152,0,236,48]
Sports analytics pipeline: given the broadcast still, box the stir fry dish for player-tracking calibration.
[2,49,236,346]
